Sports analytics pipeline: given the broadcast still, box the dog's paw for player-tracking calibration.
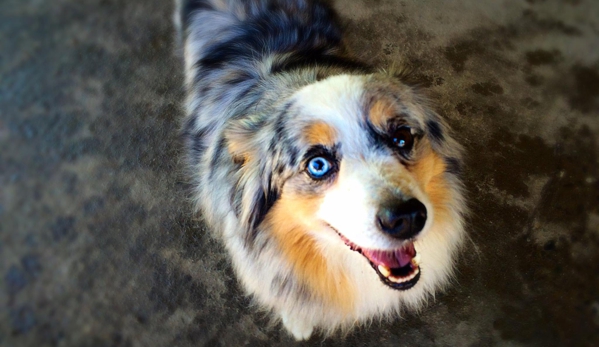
[281,312,314,341]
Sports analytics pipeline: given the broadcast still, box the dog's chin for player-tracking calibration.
[334,230,421,290]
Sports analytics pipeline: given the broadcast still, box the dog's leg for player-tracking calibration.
[281,311,314,341]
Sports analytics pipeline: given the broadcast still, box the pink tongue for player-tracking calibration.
[362,243,415,268]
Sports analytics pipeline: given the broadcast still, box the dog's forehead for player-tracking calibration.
[290,74,427,153]
[290,74,367,152]
[293,74,366,125]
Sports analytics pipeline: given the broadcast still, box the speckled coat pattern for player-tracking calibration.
[1,0,598,346]
[177,0,468,339]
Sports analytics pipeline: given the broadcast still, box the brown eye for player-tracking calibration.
[390,126,414,153]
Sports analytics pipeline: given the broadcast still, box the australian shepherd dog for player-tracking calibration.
[175,0,466,340]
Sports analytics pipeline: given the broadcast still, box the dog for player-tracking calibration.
[175,0,466,340]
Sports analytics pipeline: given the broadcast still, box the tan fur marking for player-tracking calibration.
[225,142,247,165]
[411,148,452,224]
[304,121,337,146]
[225,128,254,165]
[369,99,394,130]
[265,193,354,314]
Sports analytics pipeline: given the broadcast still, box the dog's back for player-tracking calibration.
[176,0,361,110]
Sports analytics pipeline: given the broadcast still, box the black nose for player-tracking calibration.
[376,198,427,240]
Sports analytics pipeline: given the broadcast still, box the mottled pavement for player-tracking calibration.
[1,0,598,346]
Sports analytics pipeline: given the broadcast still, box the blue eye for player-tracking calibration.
[307,157,332,179]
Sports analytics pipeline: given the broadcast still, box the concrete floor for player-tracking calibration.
[1,0,598,346]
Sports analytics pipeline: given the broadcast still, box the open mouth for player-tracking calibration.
[336,232,421,290]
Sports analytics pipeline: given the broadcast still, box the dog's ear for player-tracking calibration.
[225,117,281,245]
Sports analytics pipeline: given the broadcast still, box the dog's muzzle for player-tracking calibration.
[333,198,426,290]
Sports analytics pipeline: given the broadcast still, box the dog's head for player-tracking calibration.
[226,72,466,310]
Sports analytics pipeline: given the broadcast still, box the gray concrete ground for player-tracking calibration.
[1,0,598,346]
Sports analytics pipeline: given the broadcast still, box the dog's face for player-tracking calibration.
[227,73,465,309]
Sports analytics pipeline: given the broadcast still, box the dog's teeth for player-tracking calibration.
[412,253,421,267]
[406,271,416,281]
[388,275,405,283]
[378,265,391,277]
[407,268,420,281]
[388,267,420,284]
